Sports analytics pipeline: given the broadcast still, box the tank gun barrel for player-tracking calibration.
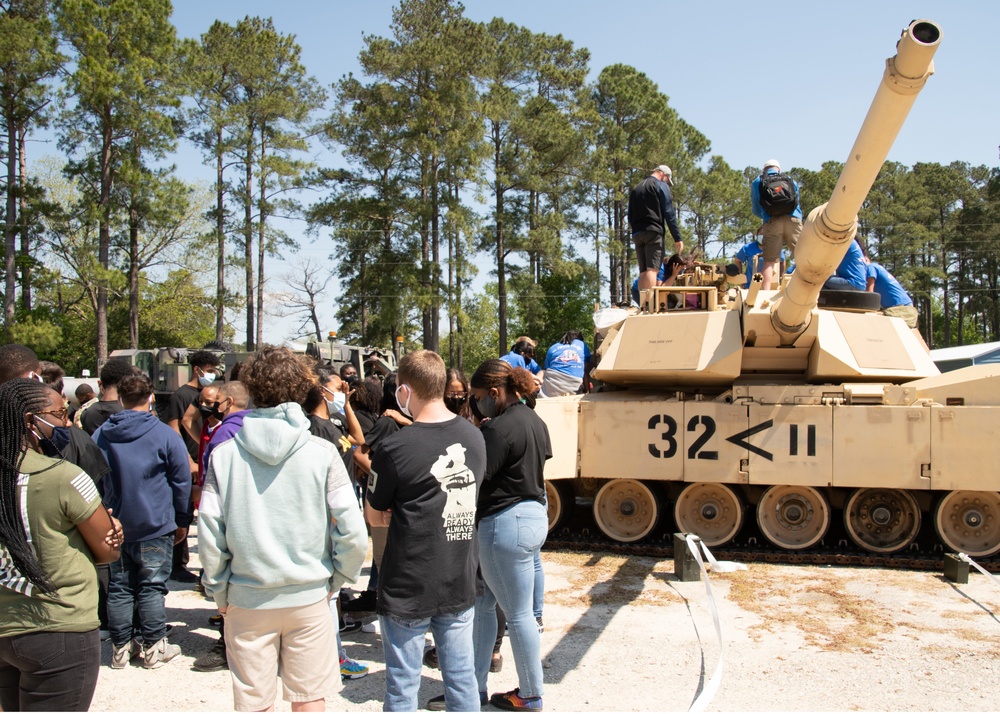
[771,19,942,342]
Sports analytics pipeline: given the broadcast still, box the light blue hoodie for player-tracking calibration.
[197,402,367,610]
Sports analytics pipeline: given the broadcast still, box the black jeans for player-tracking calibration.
[0,629,100,712]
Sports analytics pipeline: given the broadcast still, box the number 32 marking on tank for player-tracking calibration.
[646,414,718,460]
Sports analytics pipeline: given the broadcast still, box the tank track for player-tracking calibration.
[544,530,1000,572]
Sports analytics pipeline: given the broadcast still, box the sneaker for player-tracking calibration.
[536,617,544,633]
[491,689,543,712]
[427,692,488,711]
[423,647,439,669]
[110,640,140,669]
[491,652,503,673]
[143,637,181,669]
[361,620,380,635]
[342,590,377,613]
[169,568,199,583]
[340,655,369,680]
[192,638,228,672]
[340,616,363,634]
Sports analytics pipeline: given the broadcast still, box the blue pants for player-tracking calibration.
[474,500,548,698]
[108,534,173,647]
[379,606,478,711]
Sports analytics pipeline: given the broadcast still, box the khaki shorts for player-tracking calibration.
[224,598,339,711]
[883,304,919,329]
[761,215,802,263]
[633,229,664,273]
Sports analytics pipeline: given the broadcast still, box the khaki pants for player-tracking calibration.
[761,215,802,263]
[884,304,919,329]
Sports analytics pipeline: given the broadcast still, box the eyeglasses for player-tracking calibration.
[36,409,69,421]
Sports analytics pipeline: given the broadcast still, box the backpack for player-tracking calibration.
[758,172,797,216]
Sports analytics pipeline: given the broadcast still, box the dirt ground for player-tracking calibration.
[91,530,1000,712]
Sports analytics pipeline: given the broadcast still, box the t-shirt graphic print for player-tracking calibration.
[431,443,476,541]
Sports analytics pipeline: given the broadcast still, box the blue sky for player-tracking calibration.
[64,2,1000,344]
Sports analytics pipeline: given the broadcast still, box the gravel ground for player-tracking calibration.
[90,530,1000,712]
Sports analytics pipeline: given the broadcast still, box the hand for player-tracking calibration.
[104,509,124,548]
[174,526,188,545]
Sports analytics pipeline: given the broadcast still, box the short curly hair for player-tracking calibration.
[240,347,316,409]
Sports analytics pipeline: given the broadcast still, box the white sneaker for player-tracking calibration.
[361,620,380,635]
[111,639,140,669]
[143,637,181,669]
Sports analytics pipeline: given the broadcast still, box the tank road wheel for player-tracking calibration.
[934,491,1000,558]
[673,483,744,547]
[593,480,659,543]
[545,480,575,533]
[756,485,830,550]
[844,488,921,554]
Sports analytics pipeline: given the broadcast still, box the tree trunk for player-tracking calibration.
[942,245,950,346]
[18,127,30,311]
[4,109,16,331]
[97,108,113,363]
[495,126,507,356]
[256,125,266,350]
[243,145,255,351]
[454,182,463,372]
[215,127,225,343]
[430,158,440,353]
[128,205,140,348]
[420,157,431,350]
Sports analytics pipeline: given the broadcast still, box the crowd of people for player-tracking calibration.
[0,333,597,712]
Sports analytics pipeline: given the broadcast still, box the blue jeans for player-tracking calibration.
[379,606,478,712]
[108,534,173,647]
[474,500,547,698]
[533,550,544,620]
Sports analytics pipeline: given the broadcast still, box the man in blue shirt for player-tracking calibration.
[823,239,868,291]
[628,165,684,297]
[539,331,592,398]
[866,261,918,328]
[731,236,786,287]
[751,159,802,291]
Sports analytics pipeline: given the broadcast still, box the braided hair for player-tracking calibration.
[0,377,58,593]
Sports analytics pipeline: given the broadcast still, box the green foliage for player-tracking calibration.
[8,314,61,352]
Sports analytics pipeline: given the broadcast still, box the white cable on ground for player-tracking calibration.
[957,552,1000,588]
[684,535,746,713]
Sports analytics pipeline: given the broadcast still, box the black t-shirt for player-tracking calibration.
[308,413,354,473]
[368,416,486,619]
[355,409,378,436]
[62,425,111,491]
[364,415,400,458]
[163,384,200,460]
[80,400,123,436]
[478,402,552,521]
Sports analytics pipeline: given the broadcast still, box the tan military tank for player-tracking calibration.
[538,20,1000,559]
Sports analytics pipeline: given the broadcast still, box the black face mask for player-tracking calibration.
[197,403,215,419]
[444,395,467,415]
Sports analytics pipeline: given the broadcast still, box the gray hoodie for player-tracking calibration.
[197,402,367,610]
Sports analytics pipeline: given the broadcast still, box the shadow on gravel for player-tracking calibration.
[542,554,658,685]
[941,577,1000,624]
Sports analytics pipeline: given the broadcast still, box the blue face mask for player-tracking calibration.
[197,369,217,387]
[35,415,71,455]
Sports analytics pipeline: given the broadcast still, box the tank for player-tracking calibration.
[536,20,1000,560]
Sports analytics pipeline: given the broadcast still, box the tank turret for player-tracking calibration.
[593,19,942,387]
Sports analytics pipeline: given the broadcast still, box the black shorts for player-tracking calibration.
[633,230,664,273]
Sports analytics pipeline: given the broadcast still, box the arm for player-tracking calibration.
[166,433,193,535]
[342,398,365,446]
[197,459,231,611]
[660,185,683,251]
[180,401,203,444]
[751,178,766,221]
[76,505,121,564]
[382,408,412,427]
[326,456,368,593]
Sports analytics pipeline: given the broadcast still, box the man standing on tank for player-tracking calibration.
[628,165,683,297]
[751,159,803,291]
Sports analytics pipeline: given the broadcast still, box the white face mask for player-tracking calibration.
[323,386,346,414]
[197,369,217,387]
[395,384,413,418]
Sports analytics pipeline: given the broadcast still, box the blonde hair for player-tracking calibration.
[397,350,447,400]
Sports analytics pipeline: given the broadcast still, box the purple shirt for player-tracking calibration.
[201,410,250,480]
